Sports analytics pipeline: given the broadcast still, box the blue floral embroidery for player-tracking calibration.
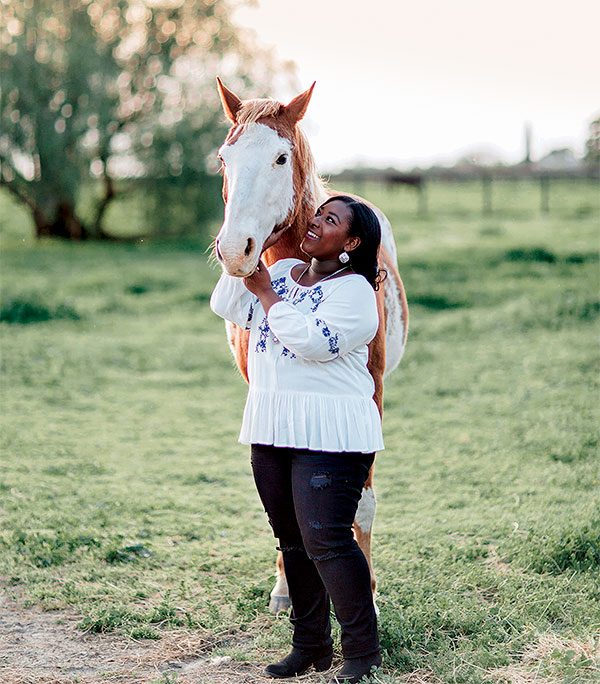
[281,346,296,359]
[271,277,289,298]
[253,274,326,354]
[291,290,309,306]
[289,282,324,310]
[309,286,324,312]
[315,318,329,335]
[315,319,340,356]
[256,316,270,352]
[245,299,257,330]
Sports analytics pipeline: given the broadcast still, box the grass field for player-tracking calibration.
[1,180,599,684]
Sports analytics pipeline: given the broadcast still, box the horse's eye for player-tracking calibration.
[276,154,288,165]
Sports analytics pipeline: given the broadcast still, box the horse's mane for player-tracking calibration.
[236,98,283,123]
[283,125,325,261]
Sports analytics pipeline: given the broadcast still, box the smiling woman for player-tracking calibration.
[298,197,386,291]
[210,195,386,684]
[300,200,359,267]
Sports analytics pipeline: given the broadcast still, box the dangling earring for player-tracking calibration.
[339,251,350,264]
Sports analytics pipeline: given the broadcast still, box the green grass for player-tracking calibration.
[1,180,599,683]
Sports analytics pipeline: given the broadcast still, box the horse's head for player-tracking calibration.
[214,78,315,277]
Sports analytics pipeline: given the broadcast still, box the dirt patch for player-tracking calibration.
[483,545,527,577]
[486,632,600,684]
[0,590,318,684]
[0,589,447,683]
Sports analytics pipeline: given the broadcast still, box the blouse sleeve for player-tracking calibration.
[210,272,257,329]
[267,278,379,362]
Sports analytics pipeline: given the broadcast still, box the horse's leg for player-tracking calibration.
[351,249,408,608]
[269,551,291,612]
[226,321,250,382]
[354,468,378,608]
[352,280,386,605]
[267,284,387,613]
[229,322,292,611]
[226,324,290,611]
[269,476,378,614]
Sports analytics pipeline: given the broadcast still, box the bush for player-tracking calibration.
[509,522,600,574]
[0,294,80,324]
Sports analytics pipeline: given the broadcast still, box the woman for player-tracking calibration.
[210,196,385,684]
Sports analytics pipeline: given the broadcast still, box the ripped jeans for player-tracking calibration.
[250,444,379,659]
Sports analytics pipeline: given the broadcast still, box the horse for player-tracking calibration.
[213,78,409,612]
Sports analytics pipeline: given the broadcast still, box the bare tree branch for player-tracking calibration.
[93,169,116,236]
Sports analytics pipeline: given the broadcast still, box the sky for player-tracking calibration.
[232,0,599,172]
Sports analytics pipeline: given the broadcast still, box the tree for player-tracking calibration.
[0,0,292,239]
[584,115,600,165]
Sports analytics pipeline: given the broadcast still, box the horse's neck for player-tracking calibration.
[262,230,303,266]
[263,163,328,267]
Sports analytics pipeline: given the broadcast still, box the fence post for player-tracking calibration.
[418,181,427,217]
[353,171,364,196]
[482,173,492,215]
[540,175,550,214]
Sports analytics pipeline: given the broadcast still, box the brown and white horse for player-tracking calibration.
[214,79,408,612]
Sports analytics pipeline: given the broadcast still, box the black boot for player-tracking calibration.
[265,646,333,678]
[329,652,382,683]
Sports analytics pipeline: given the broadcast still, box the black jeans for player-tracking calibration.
[250,444,379,659]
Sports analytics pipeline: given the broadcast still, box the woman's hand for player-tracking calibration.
[243,259,272,295]
[244,260,282,314]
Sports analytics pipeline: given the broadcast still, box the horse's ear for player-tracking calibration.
[216,77,242,123]
[282,82,316,125]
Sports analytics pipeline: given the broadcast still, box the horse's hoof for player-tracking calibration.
[269,595,291,613]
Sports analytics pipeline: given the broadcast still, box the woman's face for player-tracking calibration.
[300,200,358,261]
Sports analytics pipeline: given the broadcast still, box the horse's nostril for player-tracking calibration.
[244,238,254,257]
[215,240,223,262]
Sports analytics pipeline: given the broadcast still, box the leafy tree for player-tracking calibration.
[0,0,291,239]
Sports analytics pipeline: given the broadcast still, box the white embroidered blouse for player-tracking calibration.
[210,258,384,453]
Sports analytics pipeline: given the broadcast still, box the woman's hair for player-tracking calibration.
[322,195,386,290]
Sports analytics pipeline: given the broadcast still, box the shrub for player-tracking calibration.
[510,522,600,574]
[0,294,80,324]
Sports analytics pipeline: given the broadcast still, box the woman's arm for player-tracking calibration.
[210,272,257,329]
[242,259,282,313]
[267,279,379,362]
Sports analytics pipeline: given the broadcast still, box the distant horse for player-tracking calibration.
[214,79,408,612]
[383,171,423,191]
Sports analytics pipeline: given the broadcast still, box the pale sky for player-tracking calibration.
[233,0,599,171]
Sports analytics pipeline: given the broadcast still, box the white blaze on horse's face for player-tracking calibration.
[216,124,295,277]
